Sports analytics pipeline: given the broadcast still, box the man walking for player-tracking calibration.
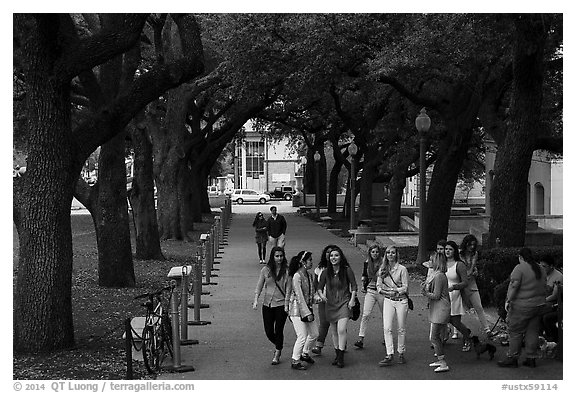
[266,206,287,249]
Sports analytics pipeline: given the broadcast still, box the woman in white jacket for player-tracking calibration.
[285,251,318,370]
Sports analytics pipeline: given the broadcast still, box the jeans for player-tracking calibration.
[383,297,408,355]
[506,303,542,359]
[262,305,288,350]
[358,289,385,338]
[449,315,471,342]
[315,302,330,347]
[430,323,447,357]
[291,318,319,361]
[465,288,489,331]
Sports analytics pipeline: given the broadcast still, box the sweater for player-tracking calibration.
[266,214,287,238]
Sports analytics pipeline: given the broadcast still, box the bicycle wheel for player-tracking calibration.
[141,325,160,374]
[160,315,174,358]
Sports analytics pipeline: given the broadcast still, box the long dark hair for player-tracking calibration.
[445,240,462,261]
[460,234,479,258]
[325,245,350,286]
[366,243,383,277]
[318,244,337,270]
[519,247,542,280]
[288,250,312,277]
[252,212,265,227]
[267,246,287,280]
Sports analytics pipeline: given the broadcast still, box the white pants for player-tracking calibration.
[268,234,285,249]
[383,297,408,355]
[359,289,385,338]
[291,318,318,361]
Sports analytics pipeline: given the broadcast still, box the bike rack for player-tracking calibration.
[188,248,212,326]
[163,289,195,373]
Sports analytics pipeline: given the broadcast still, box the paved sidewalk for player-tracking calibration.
[160,212,563,381]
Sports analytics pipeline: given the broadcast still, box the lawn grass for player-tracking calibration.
[13,212,214,380]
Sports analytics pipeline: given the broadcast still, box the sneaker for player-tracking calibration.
[397,354,406,364]
[434,364,450,372]
[452,332,460,339]
[311,346,322,355]
[462,340,472,352]
[354,339,364,349]
[378,355,394,367]
[497,357,518,368]
[300,353,315,364]
[429,361,442,367]
[291,360,308,370]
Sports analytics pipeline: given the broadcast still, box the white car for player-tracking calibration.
[231,189,270,204]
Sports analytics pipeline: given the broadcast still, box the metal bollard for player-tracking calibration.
[165,284,195,372]
[125,318,133,380]
[179,266,199,345]
[188,248,211,325]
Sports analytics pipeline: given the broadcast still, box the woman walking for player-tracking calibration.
[422,252,451,373]
[316,245,358,368]
[377,245,409,366]
[445,240,473,352]
[253,246,289,365]
[311,244,336,355]
[252,212,268,264]
[460,234,494,337]
[498,247,547,368]
[286,251,318,370]
[354,243,385,349]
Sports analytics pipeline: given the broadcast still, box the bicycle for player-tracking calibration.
[134,281,176,374]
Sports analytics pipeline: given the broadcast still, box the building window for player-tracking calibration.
[534,183,545,215]
[246,141,265,179]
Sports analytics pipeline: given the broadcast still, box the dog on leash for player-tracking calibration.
[471,335,497,360]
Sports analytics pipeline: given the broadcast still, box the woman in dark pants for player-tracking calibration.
[310,244,337,355]
[498,248,547,368]
[253,246,289,365]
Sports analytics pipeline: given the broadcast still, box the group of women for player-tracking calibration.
[252,243,412,370]
[252,234,550,372]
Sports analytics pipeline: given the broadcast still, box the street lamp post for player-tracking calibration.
[416,108,431,263]
[348,140,358,232]
[314,151,321,219]
[301,156,307,206]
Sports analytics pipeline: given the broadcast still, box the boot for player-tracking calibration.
[271,349,281,365]
[497,356,518,368]
[522,358,536,368]
[332,349,340,366]
[336,348,345,368]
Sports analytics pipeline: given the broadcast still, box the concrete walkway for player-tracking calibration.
[160,212,563,381]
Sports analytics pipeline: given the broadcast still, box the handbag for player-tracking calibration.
[350,295,361,321]
[301,313,315,322]
[389,274,413,311]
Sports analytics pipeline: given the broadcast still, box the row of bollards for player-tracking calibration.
[125,198,232,378]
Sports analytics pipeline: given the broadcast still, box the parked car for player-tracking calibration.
[268,185,295,200]
[207,185,219,196]
[231,189,271,204]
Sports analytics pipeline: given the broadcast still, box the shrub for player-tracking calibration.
[475,246,563,307]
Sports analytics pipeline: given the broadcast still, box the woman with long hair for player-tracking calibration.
[316,245,357,368]
[422,252,451,373]
[498,248,547,368]
[311,244,337,355]
[459,234,494,337]
[285,251,318,370]
[444,240,472,352]
[354,243,385,349]
[252,212,268,264]
[253,246,289,365]
[376,245,409,366]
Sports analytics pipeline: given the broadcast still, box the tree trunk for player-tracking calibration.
[95,131,136,287]
[387,166,408,232]
[488,15,548,247]
[327,160,343,213]
[358,149,378,221]
[128,121,164,260]
[14,19,77,350]
[422,122,475,252]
